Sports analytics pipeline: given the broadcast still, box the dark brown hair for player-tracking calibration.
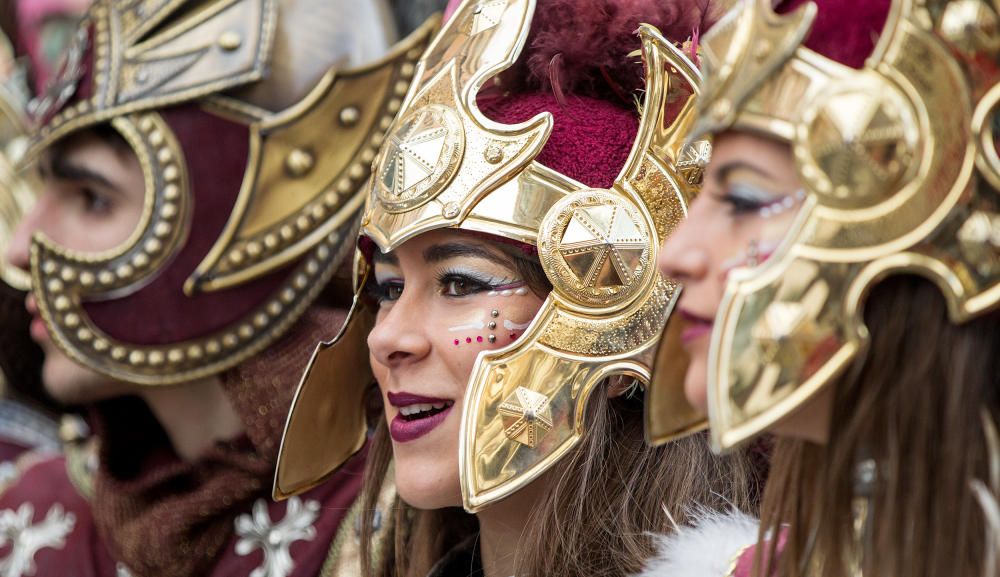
[757,275,1000,577]
[360,242,765,577]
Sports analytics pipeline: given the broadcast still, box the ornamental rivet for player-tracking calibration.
[93,339,109,352]
[488,321,496,330]
[387,99,402,113]
[484,144,503,164]
[42,262,57,275]
[229,249,245,265]
[205,340,221,355]
[77,328,93,342]
[238,324,254,339]
[491,309,499,318]
[264,234,279,249]
[54,296,70,311]
[99,271,115,285]
[488,334,496,343]
[305,259,319,275]
[394,81,409,96]
[129,350,145,365]
[79,272,95,287]
[60,267,76,282]
[253,313,268,328]
[148,351,164,366]
[285,148,315,177]
[442,202,461,219]
[337,178,353,194]
[154,222,172,238]
[163,184,179,200]
[149,130,164,146]
[144,239,162,254]
[187,345,203,359]
[311,204,326,220]
[401,63,415,77]
[317,245,330,260]
[218,31,242,51]
[361,149,376,163]
[161,203,178,219]
[157,148,172,163]
[267,301,282,316]
[167,349,184,363]
[711,99,731,120]
[111,347,127,360]
[339,106,360,126]
[246,242,262,258]
[296,216,311,231]
[116,264,134,279]
[349,163,366,180]
[222,333,238,348]
[280,225,295,241]
[132,253,149,269]
[293,274,308,290]
[64,313,80,328]
[47,279,64,293]
[323,191,339,207]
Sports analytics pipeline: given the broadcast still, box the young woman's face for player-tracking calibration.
[6,130,145,404]
[367,229,546,509]
[657,131,803,412]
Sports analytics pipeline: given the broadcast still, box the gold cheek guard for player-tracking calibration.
[275,0,710,511]
[667,0,999,453]
[0,77,32,292]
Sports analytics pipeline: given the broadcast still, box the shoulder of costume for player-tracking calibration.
[636,509,760,577]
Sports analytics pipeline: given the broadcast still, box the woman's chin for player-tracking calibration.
[683,359,710,413]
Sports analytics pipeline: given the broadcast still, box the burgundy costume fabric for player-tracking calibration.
[0,308,364,577]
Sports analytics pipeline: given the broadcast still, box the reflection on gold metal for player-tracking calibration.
[690,0,1000,453]
[499,386,554,448]
[273,294,374,500]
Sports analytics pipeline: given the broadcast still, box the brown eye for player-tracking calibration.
[444,278,474,296]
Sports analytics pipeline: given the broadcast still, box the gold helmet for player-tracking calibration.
[275,0,711,511]
[21,0,438,385]
[649,0,1000,452]
[0,30,33,292]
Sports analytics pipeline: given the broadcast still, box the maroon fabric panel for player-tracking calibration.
[85,105,294,345]
[777,0,891,69]
[482,92,639,189]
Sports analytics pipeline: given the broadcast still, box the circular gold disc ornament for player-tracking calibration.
[796,73,920,210]
[538,190,655,310]
[376,103,465,212]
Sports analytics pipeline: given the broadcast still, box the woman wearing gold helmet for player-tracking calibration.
[643,0,1000,576]
[274,0,767,575]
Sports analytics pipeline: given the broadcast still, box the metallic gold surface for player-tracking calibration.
[274,293,374,500]
[274,0,707,509]
[27,1,440,385]
[689,0,1000,452]
[0,78,32,291]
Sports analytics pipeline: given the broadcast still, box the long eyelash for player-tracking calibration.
[364,279,401,302]
[719,183,781,214]
[435,268,514,290]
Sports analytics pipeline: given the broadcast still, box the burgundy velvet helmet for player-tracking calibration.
[21,0,439,385]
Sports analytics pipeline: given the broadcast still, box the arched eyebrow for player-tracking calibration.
[422,242,512,268]
[713,160,777,185]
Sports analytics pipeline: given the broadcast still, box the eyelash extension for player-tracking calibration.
[364,278,403,303]
[436,268,517,295]
[719,183,783,214]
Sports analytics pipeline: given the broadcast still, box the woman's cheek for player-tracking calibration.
[440,291,544,352]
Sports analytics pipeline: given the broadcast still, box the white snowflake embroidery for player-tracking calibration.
[234,497,320,577]
[0,503,76,577]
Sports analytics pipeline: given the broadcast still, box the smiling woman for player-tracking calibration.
[274,0,767,576]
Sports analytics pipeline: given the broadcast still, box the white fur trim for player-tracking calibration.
[637,510,760,577]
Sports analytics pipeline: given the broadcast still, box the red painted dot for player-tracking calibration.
[466,337,472,343]
[454,339,460,346]
[476,336,483,343]
[509,332,518,340]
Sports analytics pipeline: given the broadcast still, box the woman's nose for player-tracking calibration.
[658,217,711,285]
[367,290,433,369]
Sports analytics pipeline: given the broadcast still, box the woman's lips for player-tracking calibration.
[678,309,713,345]
[387,391,455,443]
